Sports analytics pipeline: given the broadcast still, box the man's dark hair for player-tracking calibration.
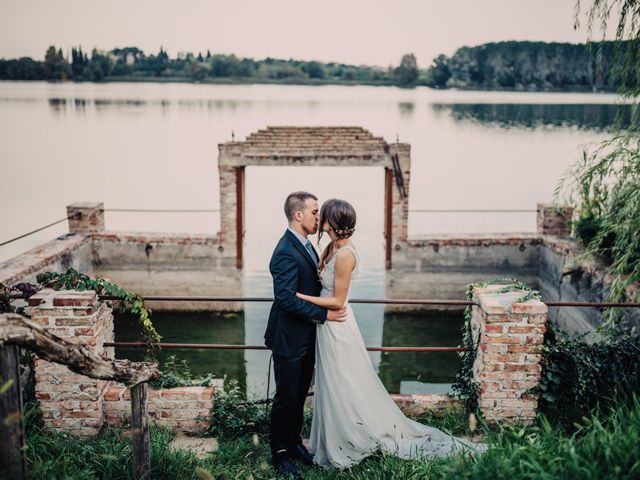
[284,191,317,221]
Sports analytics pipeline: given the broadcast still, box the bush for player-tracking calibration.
[207,378,313,441]
[150,355,216,389]
[537,325,640,428]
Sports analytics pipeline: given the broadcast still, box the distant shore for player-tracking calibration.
[0,76,619,94]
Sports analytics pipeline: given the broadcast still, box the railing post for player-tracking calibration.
[471,284,548,424]
[131,382,151,480]
[66,202,105,234]
[0,343,27,480]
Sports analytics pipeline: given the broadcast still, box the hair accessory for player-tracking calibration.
[334,227,355,237]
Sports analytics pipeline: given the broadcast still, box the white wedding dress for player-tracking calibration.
[308,244,477,469]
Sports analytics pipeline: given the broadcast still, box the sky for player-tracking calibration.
[0,0,613,68]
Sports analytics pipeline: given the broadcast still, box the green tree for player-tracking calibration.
[82,48,113,81]
[555,0,640,330]
[186,60,208,80]
[71,46,88,79]
[43,46,71,80]
[305,61,325,79]
[394,53,419,86]
[425,54,451,88]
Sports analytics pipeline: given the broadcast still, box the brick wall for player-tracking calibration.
[471,284,547,423]
[27,289,217,436]
[67,202,105,234]
[537,203,573,237]
[103,384,217,434]
[28,289,113,436]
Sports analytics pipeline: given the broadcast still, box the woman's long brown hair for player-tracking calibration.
[317,198,357,272]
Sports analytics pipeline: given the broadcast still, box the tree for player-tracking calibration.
[394,53,419,86]
[425,54,451,88]
[554,0,640,330]
[306,61,325,79]
[71,46,88,78]
[43,46,71,80]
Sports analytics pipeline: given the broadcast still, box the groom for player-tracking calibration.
[264,191,347,478]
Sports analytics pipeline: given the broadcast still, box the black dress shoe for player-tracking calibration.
[289,443,314,466]
[271,451,303,479]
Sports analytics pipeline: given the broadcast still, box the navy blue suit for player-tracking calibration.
[265,229,327,455]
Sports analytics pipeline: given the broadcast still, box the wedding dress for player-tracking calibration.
[308,244,477,469]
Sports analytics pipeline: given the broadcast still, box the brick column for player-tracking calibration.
[536,203,573,237]
[471,284,547,424]
[28,289,114,436]
[388,143,411,244]
[67,202,105,234]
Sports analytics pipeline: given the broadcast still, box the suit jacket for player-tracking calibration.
[264,229,327,357]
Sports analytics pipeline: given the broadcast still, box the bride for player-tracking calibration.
[296,198,478,469]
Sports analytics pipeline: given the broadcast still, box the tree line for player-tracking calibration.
[424,40,624,90]
[0,41,623,90]
[0,45,419,86]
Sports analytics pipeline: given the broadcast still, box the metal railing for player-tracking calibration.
[0,206,542,248]
[11,293,639,354]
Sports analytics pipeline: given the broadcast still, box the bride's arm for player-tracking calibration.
[296,249,356,310]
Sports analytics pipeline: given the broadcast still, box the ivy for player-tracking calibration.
[537,325,640,429]
[452,278,542,413]
[3,268,161,346]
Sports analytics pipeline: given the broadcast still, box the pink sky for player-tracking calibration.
[0,0,613,68]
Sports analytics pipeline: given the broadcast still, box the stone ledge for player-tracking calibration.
[390,394,463,416]
[474,285,547,315]
[0,233,90,286]
[28,288,98,308]
[92,231,221,244]
[407,233,541,248]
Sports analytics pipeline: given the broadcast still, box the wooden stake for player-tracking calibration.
[131,382,151,480]
[0,344,27,480]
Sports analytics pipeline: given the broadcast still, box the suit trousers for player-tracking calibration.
[269,345,315,455]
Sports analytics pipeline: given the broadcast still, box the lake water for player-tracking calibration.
[0,81,626,396]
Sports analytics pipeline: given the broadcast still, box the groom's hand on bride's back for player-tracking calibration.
[327,307,348,322]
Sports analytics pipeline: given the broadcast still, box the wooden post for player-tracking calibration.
[384,167,393,270]
[0,344,27,480]
[131,382,151,480]
[236,166,245,269]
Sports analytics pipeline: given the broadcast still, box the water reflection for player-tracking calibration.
[378,312,463,394]
[114,309,464,396]
[433,102,634,130]
[398,102,415,117]
[114,310,247,382]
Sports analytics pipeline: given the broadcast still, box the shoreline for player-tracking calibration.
[0,76,620,94]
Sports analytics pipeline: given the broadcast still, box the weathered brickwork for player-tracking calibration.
[27,289,217,436]
[28,289,113,436]
[470,284,548,423]
[536,203,573,237]
[103,384,218,434]
[390,393,463,416]
[67,202,105,234]
[218,126,411,261]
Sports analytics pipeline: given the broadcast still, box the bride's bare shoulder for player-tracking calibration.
[334,245,357,271]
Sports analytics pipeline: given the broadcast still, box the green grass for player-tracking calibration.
[24,398,640,479]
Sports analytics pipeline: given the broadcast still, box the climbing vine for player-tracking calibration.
[1,268,160,345]
[451,278,542,412]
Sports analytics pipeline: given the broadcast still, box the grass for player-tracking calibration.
[24,398,640,479]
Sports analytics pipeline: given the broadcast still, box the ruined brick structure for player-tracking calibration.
[218,126,410,269]
[27,289,216,436]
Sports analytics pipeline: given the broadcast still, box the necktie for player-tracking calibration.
[305,240,318,264]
